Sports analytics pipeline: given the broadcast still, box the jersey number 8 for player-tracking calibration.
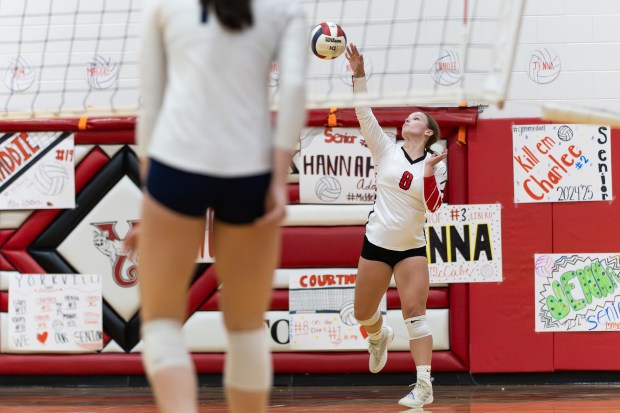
[399,171,413,190]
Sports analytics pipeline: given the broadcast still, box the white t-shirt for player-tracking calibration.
[137,0,307,177]
[353,77,447,251]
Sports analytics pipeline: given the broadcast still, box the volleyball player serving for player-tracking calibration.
[345,43,447,409]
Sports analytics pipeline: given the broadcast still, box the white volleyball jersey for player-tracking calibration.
[137,0,307,177]
[353,77,447,251]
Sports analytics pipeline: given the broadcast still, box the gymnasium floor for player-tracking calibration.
[1,384,620,412]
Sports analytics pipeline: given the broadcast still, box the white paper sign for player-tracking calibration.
[535,253,620,332]
[299,127,396,204]
[426,204,502,283]
[8,273,103,352]
[512,124,612,203]
[289,269,386,350]
[0,132,76,209]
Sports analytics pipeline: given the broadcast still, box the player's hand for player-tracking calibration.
[255,181,287,226]
[345,43,365,78]
[424,148,448,177]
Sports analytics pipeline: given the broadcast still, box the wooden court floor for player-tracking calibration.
[1,384,620,412]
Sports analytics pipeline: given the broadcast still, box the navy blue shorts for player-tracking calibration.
[146,158,271,224]
[360,236,427,268]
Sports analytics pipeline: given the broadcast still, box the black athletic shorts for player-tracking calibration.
[360,235,427,268]
[146,158,271,224]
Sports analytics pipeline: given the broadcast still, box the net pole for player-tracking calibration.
[495,0,526,107]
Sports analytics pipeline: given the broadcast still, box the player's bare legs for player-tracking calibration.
[394,257,432,364]
[394,256,434,407]
[213,218,280,413]
[354,257,392,333]
[354,257,394,372]
[138,192,206,413]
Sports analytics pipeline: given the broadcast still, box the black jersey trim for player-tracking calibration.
[401,147,427,165]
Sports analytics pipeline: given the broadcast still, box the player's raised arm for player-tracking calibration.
[346,43,392,158]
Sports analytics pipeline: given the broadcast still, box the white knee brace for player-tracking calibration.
[224,328,272,392]
[356,309,381,326]
[405,315,432,340]
[141,319,193,377]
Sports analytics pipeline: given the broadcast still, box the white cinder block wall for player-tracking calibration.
[483,0,620,119]
[0,0,617,119]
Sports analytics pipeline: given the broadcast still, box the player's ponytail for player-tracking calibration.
[200,0,253,31]
[423,112,441,153]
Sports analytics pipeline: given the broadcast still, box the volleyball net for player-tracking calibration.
[0,0,530,119]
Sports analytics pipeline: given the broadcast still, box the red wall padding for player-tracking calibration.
[0,110,471,376]
[281,227,365,268]
[468,118,620,373]
[0,351,465,375]
[3,113,617,375]
[468,118,554,373]
[550,140,620,371]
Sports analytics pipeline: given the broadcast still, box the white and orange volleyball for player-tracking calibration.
[310,22,347,60]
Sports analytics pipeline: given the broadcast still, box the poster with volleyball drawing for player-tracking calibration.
[535,253,620,332]
[289,269,387,350]
[298,126,396,204]
[512,124,612,203]
[0,132,75,210]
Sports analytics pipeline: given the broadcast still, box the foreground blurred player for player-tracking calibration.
[132,0,306,411]
[345,43,447,409]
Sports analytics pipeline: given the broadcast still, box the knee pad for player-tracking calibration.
[405,315,432,340]
[356,309,381,326]
[141,319,193,377]
[224,328,272,392]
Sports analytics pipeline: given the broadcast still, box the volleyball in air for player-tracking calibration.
[310,22,347,60]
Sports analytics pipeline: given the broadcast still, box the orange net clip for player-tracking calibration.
[327,107,338,127]
[457,102,467,145]
[78,116,88,131]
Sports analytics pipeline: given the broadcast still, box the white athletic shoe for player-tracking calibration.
[367,326,394,373]
[398,379,434,408]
